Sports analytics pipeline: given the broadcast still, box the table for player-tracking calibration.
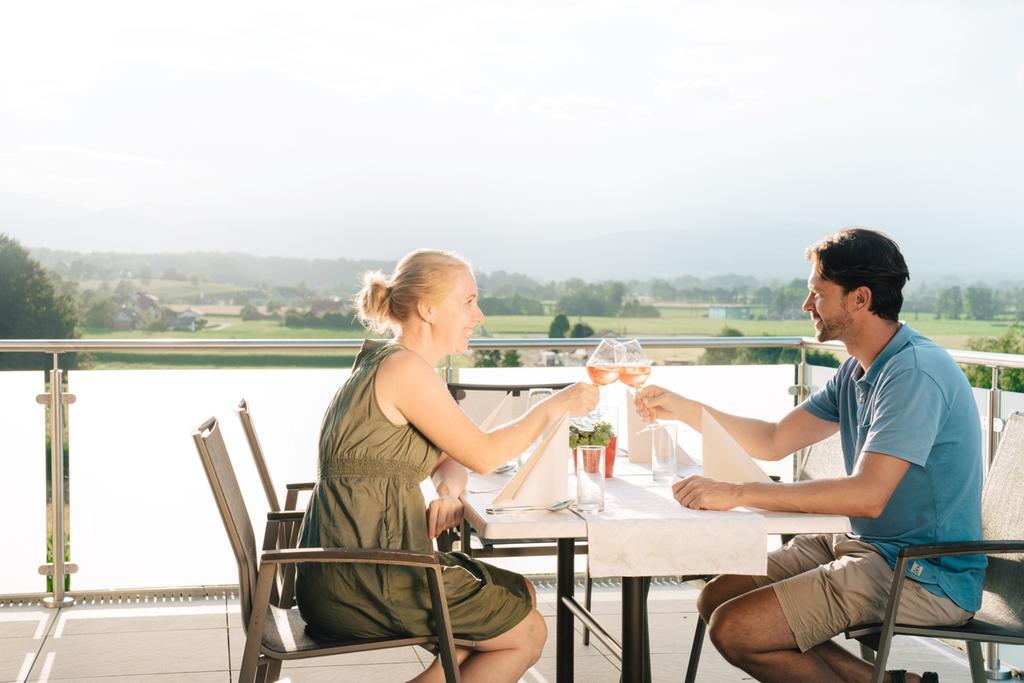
[462,462,851,682]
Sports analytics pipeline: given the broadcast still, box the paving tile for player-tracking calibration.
[0,638,41,683]
[26,629,229,680]
[53,600,227,637]
[37,674,228,682]
[530,653,622,681]
[228,629,421,670]
[540,616,616,660]
[276,662,425,682]
[0,608,53,640]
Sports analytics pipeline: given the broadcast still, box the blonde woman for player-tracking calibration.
[296,249,598,682]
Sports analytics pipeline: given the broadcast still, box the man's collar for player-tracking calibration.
[858,323,912,386]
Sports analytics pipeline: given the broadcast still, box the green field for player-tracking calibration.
[77,278,243,301]
[77,308,1015,369]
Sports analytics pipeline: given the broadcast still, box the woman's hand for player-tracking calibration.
[553,382,600,417]
[672,475,743,511]
[426,495,464,539]
[636,384,689,423]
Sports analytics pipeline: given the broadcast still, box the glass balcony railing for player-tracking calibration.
[1,335,1022,671]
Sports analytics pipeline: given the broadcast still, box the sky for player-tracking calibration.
[1,1,1022,280]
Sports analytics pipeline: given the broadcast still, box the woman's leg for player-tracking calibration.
[410,608,547,683]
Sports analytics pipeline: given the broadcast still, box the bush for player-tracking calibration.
[964,325,1024,391]
[549,313,570,339]
[570,322,595,338]
[698,326,840,367]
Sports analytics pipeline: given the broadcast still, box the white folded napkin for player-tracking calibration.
[491,414,570,508]
[701,409,773,483]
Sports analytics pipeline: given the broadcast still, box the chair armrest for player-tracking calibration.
[286,481,315,491]
[261,546,441,570]
[267,511,304,522]
[898,540,1024,561]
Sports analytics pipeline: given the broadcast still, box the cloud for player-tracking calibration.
[529,93,652,125]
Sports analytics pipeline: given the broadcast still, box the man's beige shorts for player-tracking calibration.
[750,533,972,652]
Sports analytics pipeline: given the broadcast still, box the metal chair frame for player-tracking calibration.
[193,417,471,682]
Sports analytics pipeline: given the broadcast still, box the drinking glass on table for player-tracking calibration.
[519,387,554,470]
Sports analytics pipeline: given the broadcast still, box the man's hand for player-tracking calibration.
[672,475,743,511]
[636,385,695,425]
[427,495,464,539]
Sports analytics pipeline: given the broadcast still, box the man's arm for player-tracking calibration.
[637,386,839,460]
[672,451,912,518]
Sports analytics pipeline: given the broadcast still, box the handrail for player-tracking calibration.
[0,336,801,352]
[2,336,1023,369]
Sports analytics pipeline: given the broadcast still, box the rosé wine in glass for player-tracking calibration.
[617,365,651,388]
[586,365,620,385]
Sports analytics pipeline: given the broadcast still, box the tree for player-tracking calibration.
[549,313,570,339]
[569,321,594,338]
[964,285,996,321]
[85,298,118,329]
[698,326,744,365]
[0,234,80,369]
[934,287,963,320]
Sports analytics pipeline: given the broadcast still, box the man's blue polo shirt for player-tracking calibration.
[803,324,985,612]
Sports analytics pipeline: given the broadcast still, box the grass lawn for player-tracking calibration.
[78,309,1015,368]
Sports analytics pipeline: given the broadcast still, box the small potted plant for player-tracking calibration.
[569,417,618,478]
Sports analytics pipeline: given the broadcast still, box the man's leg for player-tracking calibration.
[706,583,842,682]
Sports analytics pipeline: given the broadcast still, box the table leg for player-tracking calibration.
[557,538,575,683]
[622,577,646,682]
[643,577,652,683]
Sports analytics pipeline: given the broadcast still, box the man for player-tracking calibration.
[638,228,984,683]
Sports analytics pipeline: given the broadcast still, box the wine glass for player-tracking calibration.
[618,339,661,432]
[586,338,623,387]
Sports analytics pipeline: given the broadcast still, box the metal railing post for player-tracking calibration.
[983,367,1011,679]
[42,352,74,608]
[445,355,454,383]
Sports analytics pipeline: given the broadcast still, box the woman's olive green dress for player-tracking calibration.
[296,340,532,641]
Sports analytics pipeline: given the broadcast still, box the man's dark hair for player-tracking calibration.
[805,228,910,322]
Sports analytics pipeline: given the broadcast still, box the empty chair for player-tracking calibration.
[236,398,315,512]
[192,416,469,682]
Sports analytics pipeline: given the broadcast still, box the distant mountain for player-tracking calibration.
[5,191,1020,285]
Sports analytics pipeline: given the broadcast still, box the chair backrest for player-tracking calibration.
[795,431,847,481]
[979,412,1024,628]
[447,382,570,425]
[237,398,281,512]
[192,417,260,628]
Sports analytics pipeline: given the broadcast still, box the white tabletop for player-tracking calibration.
[462,457,852,577]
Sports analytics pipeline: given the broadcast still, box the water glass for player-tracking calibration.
[574,445,606,511]
[651,423,678,483]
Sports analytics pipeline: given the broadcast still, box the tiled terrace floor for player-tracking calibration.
[1,581,980,682]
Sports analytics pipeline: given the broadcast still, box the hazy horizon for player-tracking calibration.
[2,1,1022,280]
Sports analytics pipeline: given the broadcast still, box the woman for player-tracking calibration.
[296,249,598,682]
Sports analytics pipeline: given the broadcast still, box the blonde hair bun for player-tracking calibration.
[353,249,470,335]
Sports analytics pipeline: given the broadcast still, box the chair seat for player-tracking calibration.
[260,604,477,659]
[847,614,1024,647]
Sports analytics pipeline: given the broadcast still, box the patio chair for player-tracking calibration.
[236,398,316,606]
[192,416,470,683]
[446,382,602,632]
[447,381,574,560]
[845,410,1024,683]
[236,398,315,513]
